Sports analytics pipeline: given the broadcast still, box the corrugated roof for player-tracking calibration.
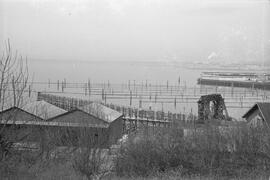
[79,102,122,123]
[22,100,67,120]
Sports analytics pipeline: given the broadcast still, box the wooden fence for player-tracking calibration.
[37,92,197,123]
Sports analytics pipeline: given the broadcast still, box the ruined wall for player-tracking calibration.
[197,94,227,123]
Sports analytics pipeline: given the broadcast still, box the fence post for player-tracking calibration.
[130,91,132,106]
[57,80,59,91]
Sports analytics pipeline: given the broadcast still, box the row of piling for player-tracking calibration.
[37,92,197,122]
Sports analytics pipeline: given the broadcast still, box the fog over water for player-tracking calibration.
[1,0,269,82]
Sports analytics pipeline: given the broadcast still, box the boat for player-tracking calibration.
[197,72,270,90]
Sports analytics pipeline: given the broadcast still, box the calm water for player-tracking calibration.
[28,60,270,120]
[29,60,201,86]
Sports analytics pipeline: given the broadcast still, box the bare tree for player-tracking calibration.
[0,39,30,111]
[0,39,31,159]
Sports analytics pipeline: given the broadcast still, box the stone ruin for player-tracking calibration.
[197,94,229,123]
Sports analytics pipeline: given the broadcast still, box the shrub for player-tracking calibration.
[73,148,111,180]
[115,124,270,178]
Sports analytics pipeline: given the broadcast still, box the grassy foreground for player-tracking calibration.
[1,158,269,180]
[1,123,270,180]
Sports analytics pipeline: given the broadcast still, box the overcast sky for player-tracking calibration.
[0,0,269,63]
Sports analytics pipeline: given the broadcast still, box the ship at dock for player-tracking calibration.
[197,72,270,90]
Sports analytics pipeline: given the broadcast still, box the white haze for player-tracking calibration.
[0,0,269,64]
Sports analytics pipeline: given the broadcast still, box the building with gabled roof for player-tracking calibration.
[0,101,69,145]
[78,103,124,145]
[0,106,43,123]
[22,100,67,120]
[47,103,124,147]
[0,99,124,148]
[49,108,109,127]
[0,100,67,122]
[242,102,270,127]
[78,102,122,123]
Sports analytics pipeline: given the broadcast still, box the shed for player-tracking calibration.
[0,101,124,148]
[0,100,67,122]
[242,102,270,127]
[46,102,124,147]
[47,108,110,147]
[0,118,109,147]
[79,102,124,145]
[0,106,43,122]
[0,101,68,145]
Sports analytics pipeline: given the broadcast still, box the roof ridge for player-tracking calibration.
[49,108,109,124]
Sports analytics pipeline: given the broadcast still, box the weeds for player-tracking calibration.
[115,124,270,178]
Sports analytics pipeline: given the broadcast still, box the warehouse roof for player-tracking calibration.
[48,108,109,127]
[22,100,67,120]
[0,106,43,122]
[79,102,122,123]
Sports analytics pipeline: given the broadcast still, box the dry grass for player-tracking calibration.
[114,124,270,178]
[1,123,270,180]
[0,151,269,180]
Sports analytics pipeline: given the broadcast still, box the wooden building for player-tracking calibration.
[0,101,124,148]
[242,102,270,127]
[78,102,124,145]
[0,100,67,122]
[48,109,109,147]
[0,119,109,148]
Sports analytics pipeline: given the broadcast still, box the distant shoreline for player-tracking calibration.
[183,63,270,72]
